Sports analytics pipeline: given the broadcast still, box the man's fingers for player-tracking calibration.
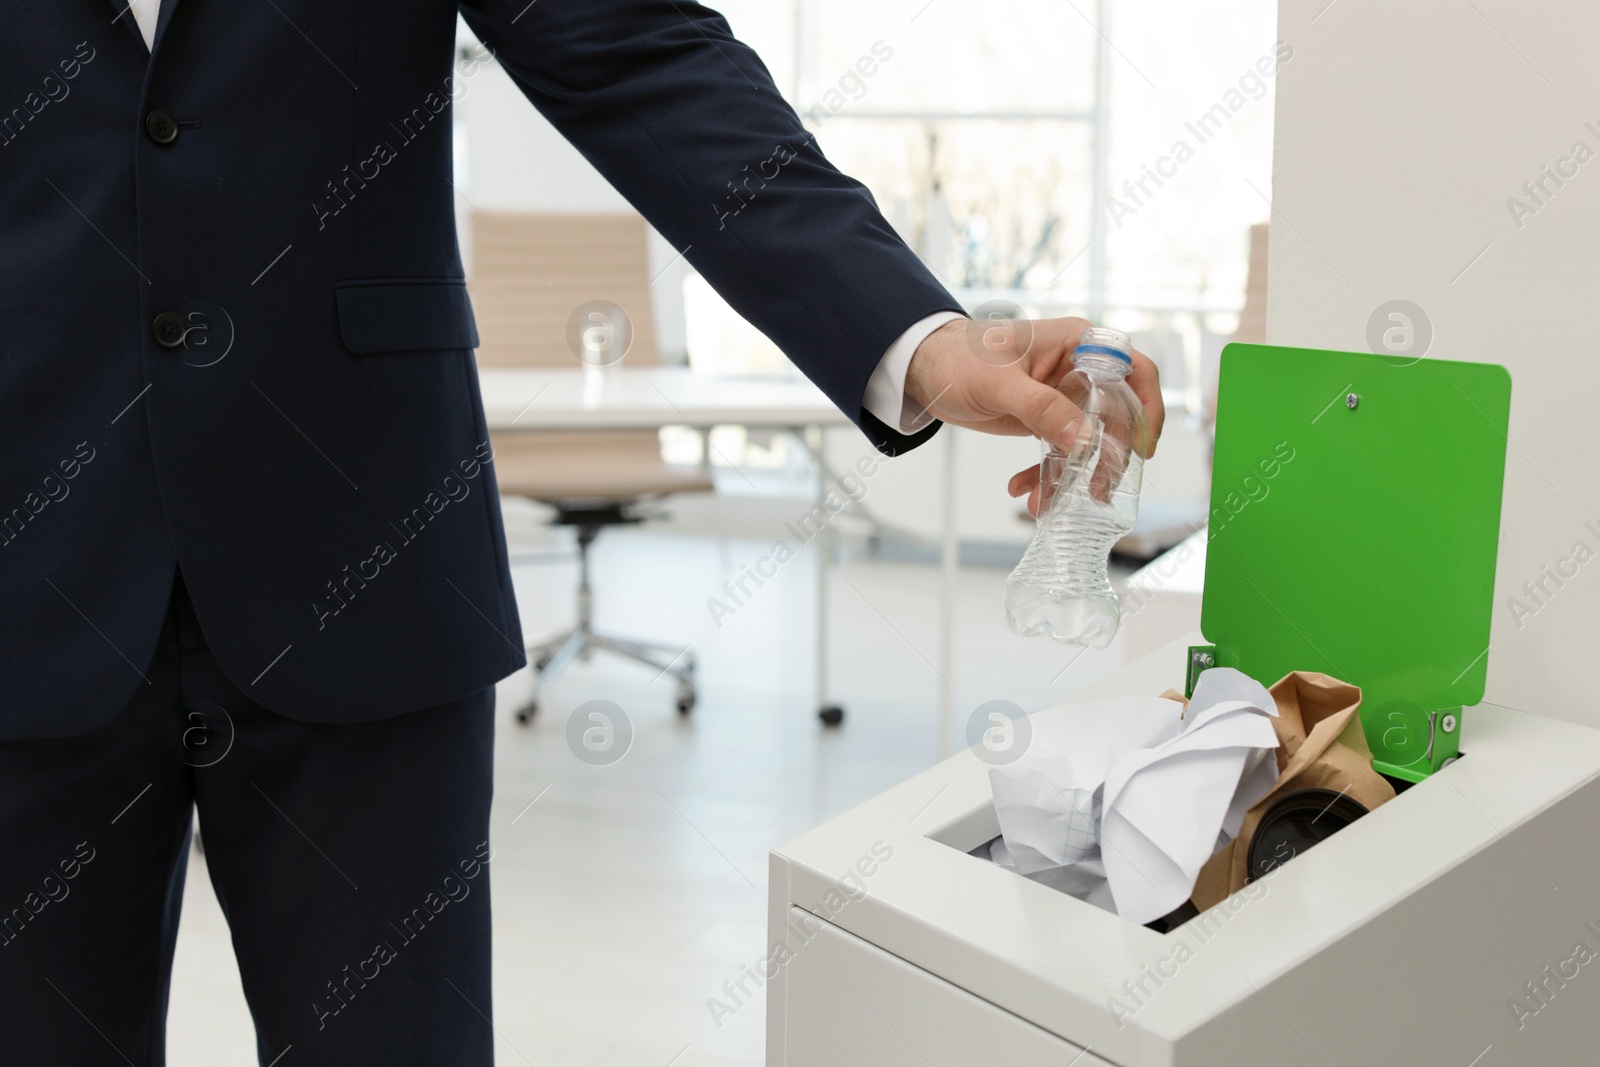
[1128,352,1165,458]
[1087,416,1132,505]
[1011,466,1047,519]
[1008,464,1042,499]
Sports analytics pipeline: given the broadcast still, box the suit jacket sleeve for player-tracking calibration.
[457,0,962,454]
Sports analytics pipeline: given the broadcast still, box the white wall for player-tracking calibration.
[1269,0,1600,721]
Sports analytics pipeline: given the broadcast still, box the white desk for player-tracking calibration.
[478,366,853,431]
[476,366,960,735]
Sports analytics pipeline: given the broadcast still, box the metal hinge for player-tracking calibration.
[1185,645,1218,698]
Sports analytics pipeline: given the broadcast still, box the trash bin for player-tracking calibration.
[768,345,1600,1065]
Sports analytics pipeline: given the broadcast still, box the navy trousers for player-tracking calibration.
[0,575,497,1066]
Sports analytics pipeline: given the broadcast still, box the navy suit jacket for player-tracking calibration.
[0,0,958,739]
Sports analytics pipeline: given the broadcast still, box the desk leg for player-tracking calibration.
[806,425,843,727]
[817,507,838,725]
[939,428,957,758]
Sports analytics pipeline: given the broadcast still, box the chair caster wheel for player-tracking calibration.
[515,703,537,726]
[818,705,844,727]
[675,682,696,716]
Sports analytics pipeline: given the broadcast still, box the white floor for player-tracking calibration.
[165,503,1178,1066]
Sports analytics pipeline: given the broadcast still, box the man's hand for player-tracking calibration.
[904,316,1166,517]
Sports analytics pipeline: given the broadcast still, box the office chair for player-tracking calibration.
[470,211,713,723]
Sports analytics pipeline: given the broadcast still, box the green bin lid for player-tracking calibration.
[1201,343,1511,780]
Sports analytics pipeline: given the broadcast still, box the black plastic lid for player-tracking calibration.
[1247,787,1370,882]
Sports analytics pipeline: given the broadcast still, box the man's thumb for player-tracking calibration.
[997,375,1084,453]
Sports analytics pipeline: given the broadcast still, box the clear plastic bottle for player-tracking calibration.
[1005,327,1149,647]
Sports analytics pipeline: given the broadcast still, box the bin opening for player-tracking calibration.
[925,753,1461,935]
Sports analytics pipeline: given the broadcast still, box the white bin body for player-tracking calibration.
[768,636,1600,1066]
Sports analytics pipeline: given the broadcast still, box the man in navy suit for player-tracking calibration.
[0,1,1162,1062]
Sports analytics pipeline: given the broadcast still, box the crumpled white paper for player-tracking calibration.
[987,668,1280,924]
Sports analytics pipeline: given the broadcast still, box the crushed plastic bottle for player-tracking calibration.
[1005,327,1149,648]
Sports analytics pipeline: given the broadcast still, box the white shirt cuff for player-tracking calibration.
[863,311,965,435]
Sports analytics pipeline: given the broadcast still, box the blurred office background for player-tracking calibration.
[169,1,1277,1062]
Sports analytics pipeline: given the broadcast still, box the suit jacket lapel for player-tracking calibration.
[151,0,184,56]
[106,0,150,52]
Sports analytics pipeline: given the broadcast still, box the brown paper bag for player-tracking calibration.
[1184,671,1396,911]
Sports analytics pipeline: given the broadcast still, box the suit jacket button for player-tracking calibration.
[145,109,179,145]
[152,312,187,348]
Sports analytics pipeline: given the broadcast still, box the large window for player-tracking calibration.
[706,0,1280,403]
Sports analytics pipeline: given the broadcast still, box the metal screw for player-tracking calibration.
[1346,393,1360,410]
[1441,713,1458,733]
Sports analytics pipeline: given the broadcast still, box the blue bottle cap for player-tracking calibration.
[1072,327,1133,365]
